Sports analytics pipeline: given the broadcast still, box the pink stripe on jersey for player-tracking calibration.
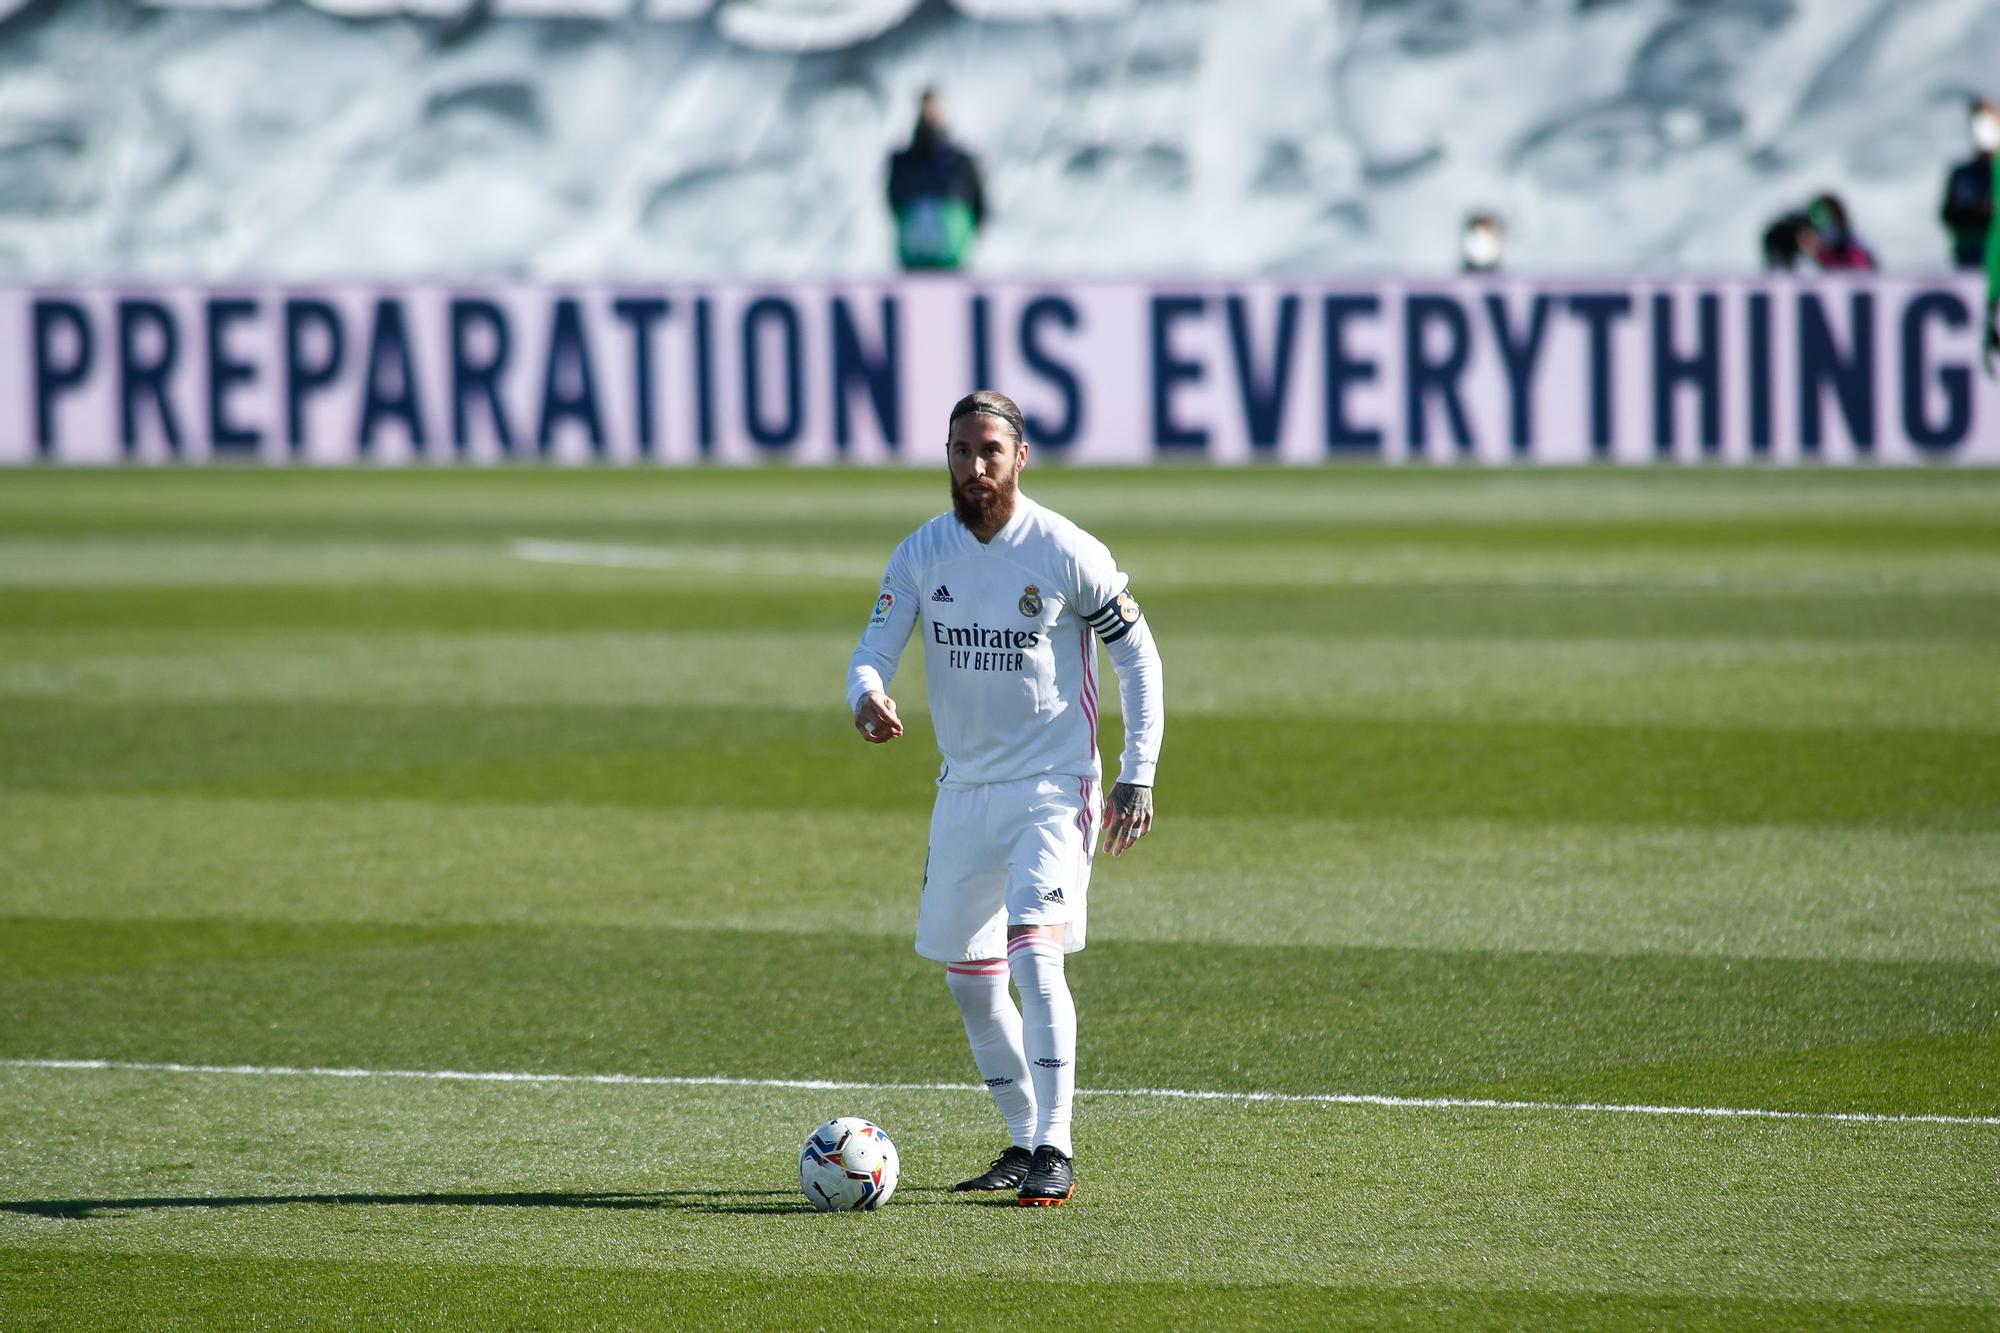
[1078,631,1098,750]
[1074,777,1093,840]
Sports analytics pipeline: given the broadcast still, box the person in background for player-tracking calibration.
[1941,97,1999,271]
[1460,212,1504,273]
[1939,97,2000,374]
[1761,195,1874,273]
[1800,194,1875,271]
[887,89,987,271]
[1761,210,1814,270]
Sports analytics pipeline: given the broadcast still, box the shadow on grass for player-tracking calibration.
[2,1185,964,1220]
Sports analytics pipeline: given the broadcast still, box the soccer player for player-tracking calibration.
[846,390,1164,1207]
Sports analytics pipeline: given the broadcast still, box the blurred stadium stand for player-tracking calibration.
[2,0,1997,281]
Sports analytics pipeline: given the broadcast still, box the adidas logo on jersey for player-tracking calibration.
[932,585,954,602]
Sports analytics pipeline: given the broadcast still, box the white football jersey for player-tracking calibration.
[848,495,1162,790]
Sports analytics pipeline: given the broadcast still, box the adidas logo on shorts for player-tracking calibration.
[932,585,954,602]
[1039,887,1065,904]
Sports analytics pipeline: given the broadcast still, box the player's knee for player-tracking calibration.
[944,960,1009,1017]
[943,960,1006,992]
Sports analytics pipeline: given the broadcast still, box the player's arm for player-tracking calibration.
[847,548,919,744]
[1077,547,1163,858]
[1095,604,1162,856]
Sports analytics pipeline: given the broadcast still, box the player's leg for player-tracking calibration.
[943,958,1037,1190]
[1005,921,1075,1204]
[1003,776,1096,1205]
[916,786,1037,1188]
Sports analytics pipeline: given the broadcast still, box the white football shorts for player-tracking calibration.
[915,774,1098,962]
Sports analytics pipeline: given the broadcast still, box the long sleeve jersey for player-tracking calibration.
[846,496,1164,790]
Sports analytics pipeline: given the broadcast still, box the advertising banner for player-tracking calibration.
[4,276,1994,465]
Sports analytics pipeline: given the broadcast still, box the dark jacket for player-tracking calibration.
[887,127,986,270]
[1941,153,1995,269]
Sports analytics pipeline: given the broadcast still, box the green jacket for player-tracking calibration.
[1988,166,1999,309]
[896,197,979,271]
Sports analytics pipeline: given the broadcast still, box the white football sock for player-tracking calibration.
[945,961,1037,1149]
[1006,936,1076,1158]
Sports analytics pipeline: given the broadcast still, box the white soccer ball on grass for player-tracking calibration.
[798,1117,900,1212]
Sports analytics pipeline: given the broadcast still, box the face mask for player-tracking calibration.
[1462,225,1502,269]
[1974,113,2000,153]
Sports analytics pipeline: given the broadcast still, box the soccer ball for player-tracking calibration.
[798,1117,900,1212]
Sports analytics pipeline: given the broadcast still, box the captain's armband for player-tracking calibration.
[1084,586,1143,644]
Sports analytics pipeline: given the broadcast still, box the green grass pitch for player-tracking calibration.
[1,466,1996,1329]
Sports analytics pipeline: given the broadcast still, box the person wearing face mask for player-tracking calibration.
[1461,212,1504,273]
[1941,98,1999,271]
[887,88,987,271]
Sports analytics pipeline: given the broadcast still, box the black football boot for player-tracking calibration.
[1016,1145,1074,1207]
[953,1145,1034,1192]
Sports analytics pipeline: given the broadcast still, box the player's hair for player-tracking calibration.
[947,390,1026,448]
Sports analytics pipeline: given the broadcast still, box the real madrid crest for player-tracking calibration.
[1018,584,1043,618]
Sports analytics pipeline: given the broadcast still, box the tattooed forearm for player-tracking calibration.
[1110,783,1152,823]
[1102,782,1154,857]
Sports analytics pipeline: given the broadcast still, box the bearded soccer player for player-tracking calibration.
[846,390,1164,1207]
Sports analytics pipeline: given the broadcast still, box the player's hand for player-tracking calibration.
[854,691,904,744]
[1101,782,1153,858]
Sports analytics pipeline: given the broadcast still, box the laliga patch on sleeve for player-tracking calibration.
[870,590,895,627]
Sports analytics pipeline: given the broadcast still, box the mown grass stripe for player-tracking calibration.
[509,536,2000,595]
[9,1058,1995,1128]
[511,539,883,579]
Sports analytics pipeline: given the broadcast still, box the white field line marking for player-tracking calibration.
[5,1059,1996,1129]
[512,539,880,580]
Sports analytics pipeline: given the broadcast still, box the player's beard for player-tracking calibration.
[951,469,1017,531]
